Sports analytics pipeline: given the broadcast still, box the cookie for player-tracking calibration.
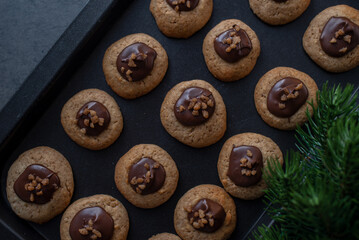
[217,133,283,200]
[114,144,179,208]
[202,19,261,82]
[249,0,311,25]
[303,5,359,72]
[103,33,168,99]
[160,80,227,148]
[149,233,181,240]
[6,146,74,224]
[60,194,129,240]
[254,67,318,130]
[61,88,123,150]
[150,0,213,38]
[174,184,236,240]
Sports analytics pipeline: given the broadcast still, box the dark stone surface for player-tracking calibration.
[0,0,88,111]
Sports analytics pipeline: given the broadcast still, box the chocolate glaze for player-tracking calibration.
[76,101,110,136]
[116,42,157,82]
[174,87,215,126]
[320,17,359,57]
[69,206,114,240]
[227,145,263,187]
[128,158,166,195]
[267,77,308,118]
[188,198,226,233]
[214,25,252,63]
[166,0,199,11]
[13,164,60,204]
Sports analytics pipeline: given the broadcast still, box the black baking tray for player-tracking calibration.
[1,0,358,239]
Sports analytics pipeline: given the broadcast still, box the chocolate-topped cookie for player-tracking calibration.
[149,233,182,240]
[249,0,310,25]
[174,87,215,126]
[160,80,227,148]
[174,184,236,240]
[60,195,129,240]
[116,43,157,82]
[254,67,318,130]
[115,144,179,208]
[6,146,74,223]
[150,0,213,38]
[227,145,263,187]
[303,5,359,72]
[218,133,283,200]
[103,33,168,99]
[14,164,60,204]
[203,19,260,82]
[61,89,123,150]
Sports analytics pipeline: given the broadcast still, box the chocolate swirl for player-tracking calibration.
[214,24,252,63]
[116,42,157,82]
[174,87,215,126]
[320,17,359,57]
[187,198,226,233]
[69,206,114,240]
[13,164,60,204]
[76,101,111,136]
[267,77,308,118]
[227,145,263,187]
[128,158,166,195]
[166,0,199,11]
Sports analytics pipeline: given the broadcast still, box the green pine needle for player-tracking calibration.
[253,83,359,240]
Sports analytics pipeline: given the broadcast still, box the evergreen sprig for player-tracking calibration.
[252,83,359,240]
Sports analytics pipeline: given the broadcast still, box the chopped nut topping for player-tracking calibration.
[344,35,352,43]
[30,193,34,202]
[90,122,95,129]
[241,169,247,175]
[92,229,102,238]
[41,178,49,186]
[201,102,207,109]
[28,174,35,181]
[194,212,199,217]
[120,67,125,73]
[294,91,299,97]
[79,228,89,235]
[192,110,199,116]
[153,162,160,169]
[194,102,201,111]
[230,31,236,37]
[294,83,303,91]
[279,103,286,109]
[209,218,214,227]
[137,178,144,184]
[186,0,191,8]
[199,209,205,218]
[190,217,194,224]
[207,99,214,107]
[83,108,90,115]
[136,187,142,193]
[126,69,133,82]
[128,54,137,68]
[130,177,137,185]
[246,150,253,157]
[202,110,209,119]
[175,5,179,11]
[329,37,337,44]
[234,25,240,32]
[144,163,150,170]
[193,222,200,229]
[90,235,98,240]
[36,190,43,196]
[80,128,86,134]
[84,119,90,127]
[251,170,257,175]
[225,47,232,53]
[98,118,105,126]
[138,184,146,190]
[339,47,348,53]
[281,94,288,101]
[179,105,186,112]
[335,28,345,38]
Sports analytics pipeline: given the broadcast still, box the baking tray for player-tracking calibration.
[1,0,358,239]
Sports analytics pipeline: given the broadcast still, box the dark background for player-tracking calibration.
[1,0,359,239]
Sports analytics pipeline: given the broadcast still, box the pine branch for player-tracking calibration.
[253,83,359,240]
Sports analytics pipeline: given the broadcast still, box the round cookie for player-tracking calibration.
[249,0,311,25]
[303,5,359,72]
[103,33,168,99]
[150,0,213,38]
[160,80,227,148]
[149,233,181,240]
[6,146,74,224]
[203,19,261,82]
[217,133,283,200]
[254,67,318,130]
[61,88,123,150]
[174,184,236,240]
[114,144,179,208]
[60,194,129,240]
